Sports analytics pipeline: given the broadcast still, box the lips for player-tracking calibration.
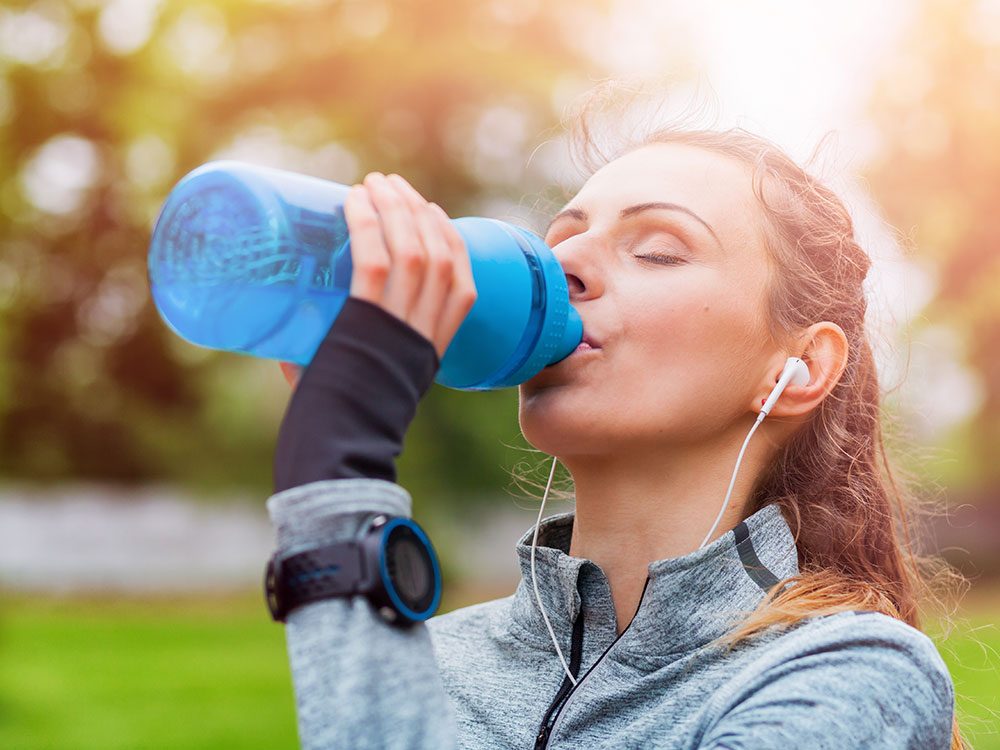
[581,332,601,349]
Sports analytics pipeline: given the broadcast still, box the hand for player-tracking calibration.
[279,173,477,390]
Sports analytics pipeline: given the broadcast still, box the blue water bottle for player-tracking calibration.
[147,160,583,390]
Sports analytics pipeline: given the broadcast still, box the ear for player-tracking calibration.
[755,322,849,419]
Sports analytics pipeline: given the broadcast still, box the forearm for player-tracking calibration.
[273,295,439,493]
[268,478,457,750]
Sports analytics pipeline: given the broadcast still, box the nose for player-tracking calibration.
[551,235,604,302]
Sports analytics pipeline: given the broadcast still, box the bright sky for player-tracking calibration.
[545,0,982,435]
[609,0,911,161]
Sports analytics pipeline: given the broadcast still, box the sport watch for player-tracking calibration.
[264,513,442,626]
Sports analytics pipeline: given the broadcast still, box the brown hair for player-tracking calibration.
[514,78,969,749]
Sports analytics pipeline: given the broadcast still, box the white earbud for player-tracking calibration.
[757,357,810,421]
[698,356,811,549]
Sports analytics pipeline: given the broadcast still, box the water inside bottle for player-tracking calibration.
[150,177,354,364]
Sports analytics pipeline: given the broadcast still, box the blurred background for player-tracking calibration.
[1,0,998,747]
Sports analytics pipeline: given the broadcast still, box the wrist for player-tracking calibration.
[305,296,440,396]
[267,477,412,550]
[265,508,442,626]
[273,297,440,493]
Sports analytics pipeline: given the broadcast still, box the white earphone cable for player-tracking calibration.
[697,412,766,550]
[530,453,578,686]
[530,359,804,684]
[532,412,768,686]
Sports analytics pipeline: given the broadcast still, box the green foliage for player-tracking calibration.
[0,0,599,500]
[865,0,1000,487]
[3,0,997,505]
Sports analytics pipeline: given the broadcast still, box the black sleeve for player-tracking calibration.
[273,295,440,493]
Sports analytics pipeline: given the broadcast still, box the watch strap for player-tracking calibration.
[266,540,367,622]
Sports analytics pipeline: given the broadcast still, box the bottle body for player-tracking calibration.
[148,161,582,390]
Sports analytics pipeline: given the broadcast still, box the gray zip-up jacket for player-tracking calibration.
[267,477,955,749]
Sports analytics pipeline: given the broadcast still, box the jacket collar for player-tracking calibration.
[509,502,800,661]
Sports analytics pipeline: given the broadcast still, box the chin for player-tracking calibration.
[517,390,610,457]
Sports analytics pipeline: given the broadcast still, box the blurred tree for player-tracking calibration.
[0,0,614,503]
[865,0,1000,492]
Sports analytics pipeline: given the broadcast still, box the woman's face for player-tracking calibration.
[518,142,778,457]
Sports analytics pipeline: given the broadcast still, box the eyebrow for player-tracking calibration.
[545,202,722,248]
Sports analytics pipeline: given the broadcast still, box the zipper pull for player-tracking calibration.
[535,710,559,750]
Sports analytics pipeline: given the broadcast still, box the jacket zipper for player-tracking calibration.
[535,575,651,750]
[533,609,585,749]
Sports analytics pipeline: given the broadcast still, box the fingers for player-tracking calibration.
[343,185,390,305]
[426,202,478,351]
[362,172,425,323]
[385,175,454,354]
[341,170,478,361]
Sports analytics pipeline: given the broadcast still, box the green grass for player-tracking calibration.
[931,609,1000,749]
[0,593,299,750]
[0,589,997,749]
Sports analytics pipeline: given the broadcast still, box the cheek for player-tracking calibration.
[516,269,772,450]
[615,283,766,417]
[625,286,754,363]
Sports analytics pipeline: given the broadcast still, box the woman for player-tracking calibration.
[269,90,962,749]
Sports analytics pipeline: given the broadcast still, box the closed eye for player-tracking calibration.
[636,252,686,265]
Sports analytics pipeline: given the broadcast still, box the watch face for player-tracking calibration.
[384,525,435,612]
